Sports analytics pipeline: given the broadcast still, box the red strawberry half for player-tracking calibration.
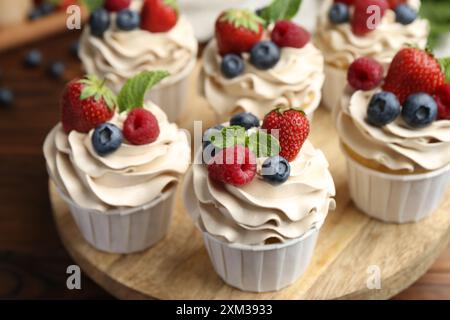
[215,9,264,56]
[382,48,446,104]
[141,0,178,33]
[262,108,310,162]
[61,75,116,134]
[352,0,388,36]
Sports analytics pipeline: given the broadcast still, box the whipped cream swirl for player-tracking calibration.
[79,0,198,91]
[202,40,325,120]
[44,103,190,212]
[314,0,429,69]
[337,90,450,172]
[185,141,336,245]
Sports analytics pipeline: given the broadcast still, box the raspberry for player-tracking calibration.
[335,0,355,5]
[271,20,310,49]
[123,108,160,145]
[208,145,257,186]
[435,84,450,120]
[347,57,384,90]
[352,0,388,36]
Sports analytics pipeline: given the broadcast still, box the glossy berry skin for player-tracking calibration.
[0,88,14,107]
[230,112,260,130]
[202,125,224,163]
[89,8,111,37]
[250,41,281,70]
[220,54,245,79]
[123,108,160,145]
[92,123,123,156]
[394,4,417,25]
[334,0,355,4]
[262,108,310,162]
[271,20,310,49]
[367,91,401,127]
[329,3,350,24]
[104,0,131,12]
[387,0,405,9]
[352,0,388,36]
[48,61,65,78]
[435,84,450,120]
[261,156,291,185]
[141,0,178,33]
[383,48,445,104]
[24,49,42,68]
[116,9,140,31]
[347,57,384,91]
[208,145,257,186]
[402,93,438,128]
[215,9,264,56]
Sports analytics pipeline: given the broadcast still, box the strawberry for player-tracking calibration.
[352,0,388,36]
[141,0,178,33]
[215,9,264,56]
[435,84,450,120]
[61,75,116,134]
[262,108,310,162]
[382,48,446,104]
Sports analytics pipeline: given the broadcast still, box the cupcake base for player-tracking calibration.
[322,63,347,112]
[344,149,450,223]
[54,183,177,254]
[203,230,319,292]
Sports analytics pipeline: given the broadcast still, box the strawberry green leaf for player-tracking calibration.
[78,74,117,110]
[247,131,280,158]
[117,71,170,113]
[258,0,302,25]
[221,9,265,33]
[440,57,450,83]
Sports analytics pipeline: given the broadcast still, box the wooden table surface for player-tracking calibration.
[0,30,449,300]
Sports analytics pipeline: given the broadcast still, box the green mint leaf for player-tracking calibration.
[82,0,105,12]
[440,58,450,83]
[117,71,170,113]
[259,0,302,25]
[211,126,247,149]
[247,131,280,158]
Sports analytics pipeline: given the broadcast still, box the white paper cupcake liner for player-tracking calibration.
[322,63,347,112]
[54,183,177,254]
[344,151,450,223]
[203,229,319,292]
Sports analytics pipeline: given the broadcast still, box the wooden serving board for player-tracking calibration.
[49,62,450,300]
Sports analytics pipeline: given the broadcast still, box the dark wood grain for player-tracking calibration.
[0,30,449,300]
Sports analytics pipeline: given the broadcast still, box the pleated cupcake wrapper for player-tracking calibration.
[203,229,319,292]
[322,63,347,112]
[54,182,177,254]
[344,151,450,224]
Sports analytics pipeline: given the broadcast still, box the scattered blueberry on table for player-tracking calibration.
[0,88,14,107]
[24,49,43,68]
[48,61,66,78]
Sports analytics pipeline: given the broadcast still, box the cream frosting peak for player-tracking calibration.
[337,90,450,172]
[314,0,429,69]
[202,39,325,120]
[44,103,190,212]
[185,141,336,245]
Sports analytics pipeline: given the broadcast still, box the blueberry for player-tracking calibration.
[92,123,123,156]
[221,54,245,79]
[28,8,43,21]
[395,4,417,25]
[39,3,55,16]
[250,41,281,70]
[48,61,65,78]
[24,49,42,68]
[0,88,14,107]
[261,156,291,185]
[402,93,437,128]
[89,8,111,37]
[230,112,260,130]
[70,41,80,58]
[116,9,140,31]
[202,125,224,162]
[367,91,401,127]
[328,3,350,24]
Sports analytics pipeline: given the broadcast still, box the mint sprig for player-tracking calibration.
[247,131,280,158]
[440,57,450,83]
[257,0,302,26]
[117,71,170,113]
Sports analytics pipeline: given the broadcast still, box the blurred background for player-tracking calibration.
[0,0,449,299]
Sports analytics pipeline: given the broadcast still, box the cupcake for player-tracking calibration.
[336,47,450,223]
[201,7,325,122]
[315,0,429,111]
[184,110,335,292]
[44,71,190,253]
[0,0,32,27]
[79,0,198,122]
